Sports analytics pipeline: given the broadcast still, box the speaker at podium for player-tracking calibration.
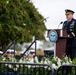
[47,29,68,59]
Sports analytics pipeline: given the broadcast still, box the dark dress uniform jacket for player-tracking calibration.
[63,18,76,48]
[63,18,76,58]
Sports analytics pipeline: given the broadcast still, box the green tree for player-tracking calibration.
[0,0,46,51]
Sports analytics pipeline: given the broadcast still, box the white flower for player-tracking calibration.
[57,60,61,67]
[23,23,26,26]
[19,59,23,62]
[6,1,9,4]
[65,56,68,60]
[69,59,72,63]
[57,58,62,67]
[34,57,39,63]
[66,61,72,65]
[5,64,8,66]
[40,60,44,64]
[8,65,12,68]
[14,68,18,71]
[28,65,31,68]
[44,60,48,64]
[2,58,6,61]
[62,62,66,65]
[26,58,34,63]
[45,59,50,64]
[16,65,19,68]
[52,64,58,70]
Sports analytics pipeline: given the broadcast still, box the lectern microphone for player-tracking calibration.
[57,21,63,29]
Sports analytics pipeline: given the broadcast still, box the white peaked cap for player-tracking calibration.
[7,49,16,53]
[0,51,3,54]
[29,50,35,53]
[20,50,27,55]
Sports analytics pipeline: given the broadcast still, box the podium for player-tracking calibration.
[48,29,68,59]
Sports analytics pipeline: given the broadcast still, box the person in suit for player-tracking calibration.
[62,9,76,60]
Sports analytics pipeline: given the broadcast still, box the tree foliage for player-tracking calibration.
[0,0,46,51]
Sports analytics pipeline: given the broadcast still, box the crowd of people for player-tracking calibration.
[0,49,35,60]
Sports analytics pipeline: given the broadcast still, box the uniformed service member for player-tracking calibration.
[6,49,16,58]
[20,50,27,58]
[63,9,76,59]
[29,50,35,58]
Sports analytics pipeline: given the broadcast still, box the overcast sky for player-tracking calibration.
[31,0,76,29]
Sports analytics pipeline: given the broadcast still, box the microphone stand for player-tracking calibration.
[57,22,63,29]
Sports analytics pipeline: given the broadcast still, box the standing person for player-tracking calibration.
[63,9,76,60]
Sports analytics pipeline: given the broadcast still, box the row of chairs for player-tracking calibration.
[0,62,76,75]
